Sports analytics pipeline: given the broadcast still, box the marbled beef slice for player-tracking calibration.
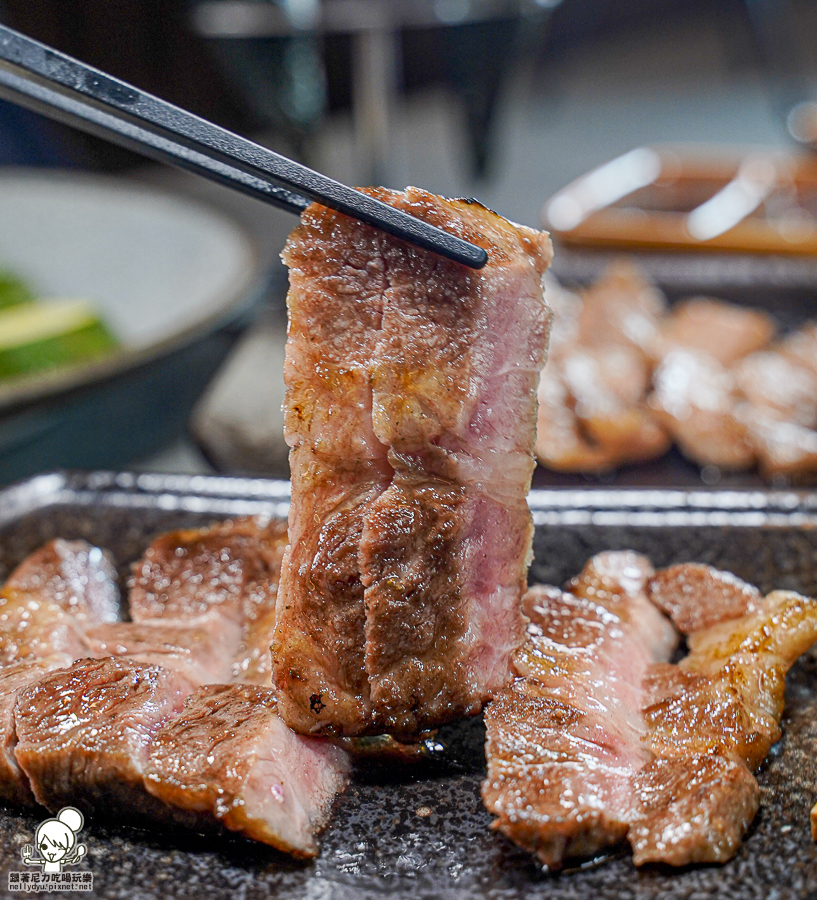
[276,187,552,736]
[144,683,351,857]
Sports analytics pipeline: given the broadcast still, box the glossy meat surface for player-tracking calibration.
[144,684,351,857]
[4,539,119,625]
[538,265,817,484]
[14,658,194,817]
[86,613,242,686]
[0,539,121,667]
[484,556,817,869]
[732,343,817,481]
[0,655,73,805]
[129,516,286,625]
[129,516,288,685]
[567,551,678,663]
[0,596,87,667]
[647,563,761,634]
[629,754,759,866]
[275,187,551,736]
[630,585,817,865]
[0,526,352,859]
[232,604,278,685]
[483,552,675,869]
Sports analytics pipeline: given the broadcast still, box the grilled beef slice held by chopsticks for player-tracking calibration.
[274,187,553,737]
[483,554,817,869]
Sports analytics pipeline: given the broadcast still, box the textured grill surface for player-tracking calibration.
[0,472,816,899]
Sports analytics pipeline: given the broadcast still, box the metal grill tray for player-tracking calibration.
[1,471,817,899]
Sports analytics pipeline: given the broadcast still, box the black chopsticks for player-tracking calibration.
[0,24,488,270]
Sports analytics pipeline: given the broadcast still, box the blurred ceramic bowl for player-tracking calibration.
[0,168,262,484]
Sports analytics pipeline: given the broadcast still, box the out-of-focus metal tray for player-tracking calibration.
[1,471,817,899]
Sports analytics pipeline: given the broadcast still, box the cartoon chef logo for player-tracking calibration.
[21,807,87,874]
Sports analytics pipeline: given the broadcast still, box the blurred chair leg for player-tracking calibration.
[444,18,520,179]
[351,24,399,186]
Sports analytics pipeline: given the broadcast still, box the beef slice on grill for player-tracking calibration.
[566,551,678,663]
[648,296,775,367]
[85,612,242,686]
[0,654,74,805]
[629,585,817,866]
[648,350,756,470]
[14,657,194,818]
[483,556,817,870]
[129,515,286,626]
[534,263,670,474]
[144,684,351,857]
[3,539,119,625]
[275,187,552,737]
[0,539,121,667]
[629,754,760,866]
[647,562,761,634]
[482,552,675,869]
[128,516,289,687]
[0,598,88,667]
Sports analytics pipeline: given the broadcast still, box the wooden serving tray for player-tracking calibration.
[543,146,817,255]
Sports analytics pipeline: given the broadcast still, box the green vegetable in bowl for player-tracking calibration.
[0,270,34,310]
[0,298,119,380]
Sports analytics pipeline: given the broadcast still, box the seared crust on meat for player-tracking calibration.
[275,187,551,736]
[0,526,357,860]
[483,689,632,867]
[14,658,194,818]
[144,684,350,857]
[567,551,678,663]
[274,471,385,734]
[483,555,817,870]
[648,563,761,634]
[629,754,759,866]
[0,539,121,668]
[483,554,674,870]
[0,655,74,805]
[129,516,286,625]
